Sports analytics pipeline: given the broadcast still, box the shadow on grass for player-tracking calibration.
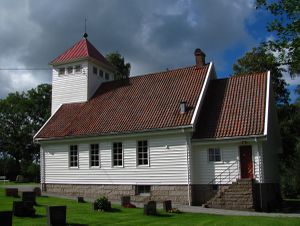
[67,224,89,226]
[109,208,121,213]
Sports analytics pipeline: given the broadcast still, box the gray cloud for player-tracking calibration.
[0,0,256,98]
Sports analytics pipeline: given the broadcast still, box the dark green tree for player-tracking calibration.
[256,0,300,75]
[233,45,289,105]
[0,84,51,178]
[106,52,131,80]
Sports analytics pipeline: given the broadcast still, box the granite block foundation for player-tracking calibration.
[43,184,189,205]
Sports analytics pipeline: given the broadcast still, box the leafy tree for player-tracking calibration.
[0,84,51,177]
[232,45,300,198]
[106,52,131,80]
[233,45,289,105]
[256,0,300,75]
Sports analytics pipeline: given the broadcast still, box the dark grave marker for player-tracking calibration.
[163,200,172,212]
[121,196,130,207]
[78,196,85,203]
[5,188,18,197]
[46,206,67,226]
[0,211,12,226]
[92,202,98,211]
[33,187,42,196]
[144,201,157,215]
[13,201,35,217]
[22,191,36,205]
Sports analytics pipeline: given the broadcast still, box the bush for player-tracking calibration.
[94,196,111,211]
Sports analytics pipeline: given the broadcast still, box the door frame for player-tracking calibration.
[239,145,253,179]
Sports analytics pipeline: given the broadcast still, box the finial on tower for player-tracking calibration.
[83,17,88,38]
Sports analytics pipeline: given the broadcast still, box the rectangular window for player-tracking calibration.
[75,65,81,73]
[67,66,73,74]
[99,70,104,77]
[69,145,78,167]
[113,142,123,166]
[93,66,98,74]
[136,185,150,195]
[58,68,65,75]
[208,148,221,162]
[90,144,100,167]
[105,72,109,80]
[137,140,149,166]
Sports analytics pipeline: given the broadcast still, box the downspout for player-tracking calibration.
[186,136,191,206]
[41,147,46,191]
[259,142,263,210]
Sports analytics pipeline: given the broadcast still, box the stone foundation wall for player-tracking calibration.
[44,184,189,205]
[254,183,282,211]
[191,184,226,206]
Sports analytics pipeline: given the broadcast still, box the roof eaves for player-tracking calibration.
[34,124,194,142]
[192,134,267,144]
[33,104,63,141]
[49,56,90,66]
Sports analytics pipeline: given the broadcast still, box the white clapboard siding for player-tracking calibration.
[51,61,89,115]
[192,142,263,184]
[42,134,188,185]
[87,63,113,99]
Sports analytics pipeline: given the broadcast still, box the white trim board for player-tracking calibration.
[190,62,213,126]
[264,71,270,136]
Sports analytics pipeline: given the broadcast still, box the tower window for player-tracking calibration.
[58,68,65,75]
[93,66,98,75]
[67,66,73,74]
[75,65,81,73]
[99,70,104,78]
[105,73,110,80]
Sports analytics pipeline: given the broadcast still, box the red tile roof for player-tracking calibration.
[35,65,210,139]
[50,38,112,67]
[193,72,267,139]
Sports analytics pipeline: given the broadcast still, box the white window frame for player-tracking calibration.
[105,72,110,80]
[75,65,81,73]
[93,66,98,75]
[112,142,123,167]
[208,148,222,162]
[67,66,73,74]
[99,69,104,78]
[69,145,79,168]
[137,140,149,166]
[58,67,65,76]
[90,144,100,168]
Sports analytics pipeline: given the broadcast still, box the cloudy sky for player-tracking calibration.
[0,0,298,100]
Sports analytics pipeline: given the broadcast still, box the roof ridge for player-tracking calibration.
[229,71,268,78]
[131,64,209,79]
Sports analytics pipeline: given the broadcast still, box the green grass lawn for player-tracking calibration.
[1,188,300,226]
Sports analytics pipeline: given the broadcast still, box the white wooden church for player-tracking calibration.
[34,33,282,211]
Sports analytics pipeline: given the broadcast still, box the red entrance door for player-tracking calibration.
[239,146,253,179]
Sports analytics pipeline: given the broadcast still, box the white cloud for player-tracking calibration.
[0,0,257,98]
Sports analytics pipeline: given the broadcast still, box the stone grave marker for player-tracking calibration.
[22,191,36,206]
[46,206,67,226]
[163,200,172,212]
[13,201,35,217]
[5,188,18,197]
[121,196,130,207]
[33,187,42,196]
[144,201,157,215]
[0,211,13,226]
[78,196,85,203]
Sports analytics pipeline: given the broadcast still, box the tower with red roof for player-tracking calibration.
[50,33,115,114]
